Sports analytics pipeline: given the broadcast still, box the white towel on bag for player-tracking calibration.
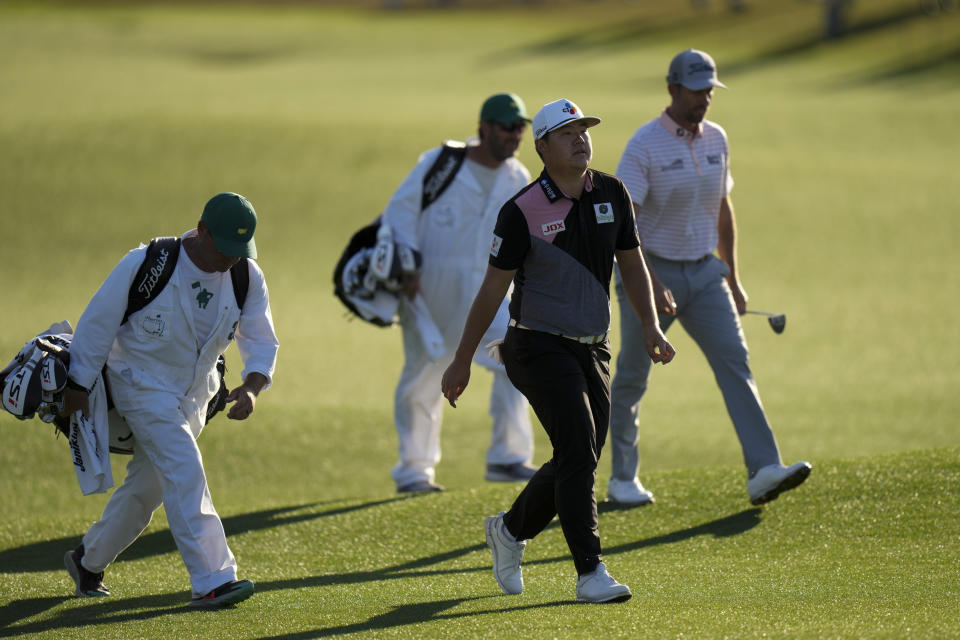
[68,371,113,495]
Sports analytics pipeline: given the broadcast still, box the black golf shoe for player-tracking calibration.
[189,579,255,608]
[64,544,110,597]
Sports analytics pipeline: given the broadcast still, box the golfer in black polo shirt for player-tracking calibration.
[442,99,675,603]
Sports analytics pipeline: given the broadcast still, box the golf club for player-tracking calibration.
[745,310,786,334]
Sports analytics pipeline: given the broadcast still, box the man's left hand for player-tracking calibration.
[729,278,748,315]
[226,386,256,420]
[225,372,268,420]
[644,325,676,365]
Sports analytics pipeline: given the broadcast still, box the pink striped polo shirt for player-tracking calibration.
[616,110,734,261]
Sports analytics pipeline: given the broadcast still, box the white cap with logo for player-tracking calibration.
[532,99,602,140]
[666,49,727,90]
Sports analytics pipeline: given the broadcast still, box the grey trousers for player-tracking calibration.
[609,254,782,480]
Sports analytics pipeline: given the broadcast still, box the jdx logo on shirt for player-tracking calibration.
[541,220,566,236]
[594,203,614,224]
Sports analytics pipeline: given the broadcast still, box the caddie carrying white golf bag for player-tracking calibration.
[331,142,477,363]
[2,237,239,495]
[2,321,231,496]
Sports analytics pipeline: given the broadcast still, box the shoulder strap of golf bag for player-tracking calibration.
[229,258,250,311]
[333,142,467,326]
[123,237,181,324]
[421,141,467,211]
[123,237,249,324]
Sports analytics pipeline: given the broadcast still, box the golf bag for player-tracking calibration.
[1,329,72,428]
[333,141,467,327]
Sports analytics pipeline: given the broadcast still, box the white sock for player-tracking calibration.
[496,516,516,542]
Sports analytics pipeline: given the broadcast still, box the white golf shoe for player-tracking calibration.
[747,461,812,505]
[575,562,632,603]
[484,511,525,595]
[606,477,655,506]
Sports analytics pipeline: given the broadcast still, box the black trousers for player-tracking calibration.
[499,326,611,576]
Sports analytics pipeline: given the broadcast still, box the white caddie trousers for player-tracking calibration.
[384,143,534,488]
[82,378,237,597]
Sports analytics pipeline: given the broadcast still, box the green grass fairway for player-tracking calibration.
[2,1,959,638]
[2,448,958,638]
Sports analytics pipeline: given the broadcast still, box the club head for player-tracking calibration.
[768,314,786,334]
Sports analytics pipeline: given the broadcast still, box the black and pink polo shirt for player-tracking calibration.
[489,168,640,338]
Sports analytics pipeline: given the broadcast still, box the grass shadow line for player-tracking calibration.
[0,591,189,637]
[254,541,490,594]
[256,507,762,594]
[524,507,763,569]
[0,497,403,574]
[254,596,572,640]
[0,506,760,635]
[828,41,960,87]
[719,4,941,85]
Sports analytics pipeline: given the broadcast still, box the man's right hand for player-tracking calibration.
[61,387,90,419]
[441,359,471,408]
[401,271,420,300]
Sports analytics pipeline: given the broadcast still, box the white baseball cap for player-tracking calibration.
[666,49,727,90]
[532,99,601,140]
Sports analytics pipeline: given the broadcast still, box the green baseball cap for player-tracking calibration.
[201,192,258,259]
[479,92,531,126]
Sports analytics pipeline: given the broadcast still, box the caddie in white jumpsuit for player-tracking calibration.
[381,93,536,492]
[62,192,279,607]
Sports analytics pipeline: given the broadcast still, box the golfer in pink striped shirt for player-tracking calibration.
[607,49,811,507]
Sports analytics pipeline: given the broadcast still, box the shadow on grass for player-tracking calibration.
[0,498,403,632]
[602,506,761,554]
[0,505,759,636]
[244,508,762,638]
[0,592,194,637]
[481,3,956,86]
[717,4,936,80]
[0,497,403,574]
[477,11,725,64]
[518,506,762,569]
[256,597,572,640]
[718,5,960,87]
[833,41,960,86]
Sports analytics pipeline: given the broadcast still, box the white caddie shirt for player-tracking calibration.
[177,247,224,344]
[380,141,530,342]
[68,232,279,430]
[616,110,734,261]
